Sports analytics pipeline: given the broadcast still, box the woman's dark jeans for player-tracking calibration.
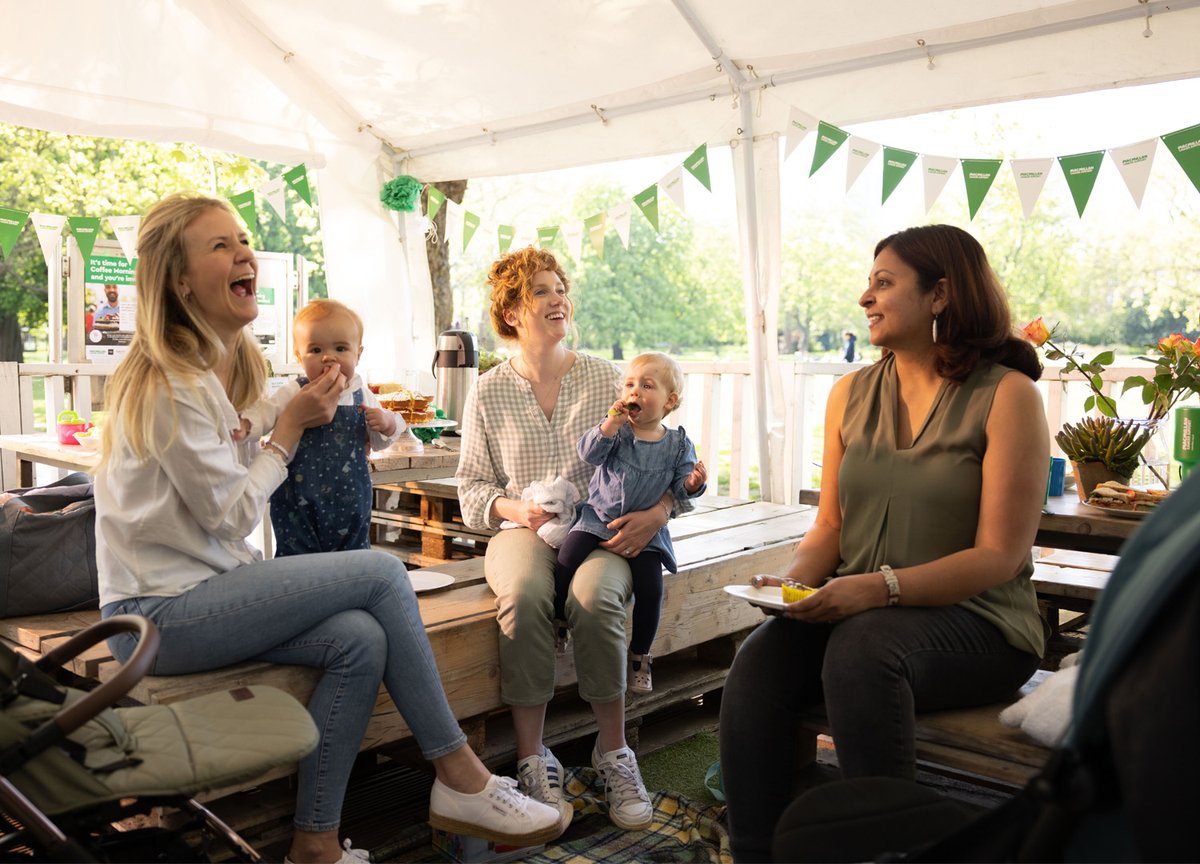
[719,605,1039,862]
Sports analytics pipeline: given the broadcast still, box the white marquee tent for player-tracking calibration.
[4,0,1200,499]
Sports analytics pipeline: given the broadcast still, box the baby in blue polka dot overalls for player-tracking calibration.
[241,299,404,556]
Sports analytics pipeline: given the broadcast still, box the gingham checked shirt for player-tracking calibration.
[457,353,621,530]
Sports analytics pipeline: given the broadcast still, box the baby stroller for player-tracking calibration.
[0,615,318,862]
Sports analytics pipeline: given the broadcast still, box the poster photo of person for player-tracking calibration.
[86,255,136,360]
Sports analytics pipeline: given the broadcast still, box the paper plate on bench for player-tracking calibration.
[409,571,455,592]
[724,583,788,610]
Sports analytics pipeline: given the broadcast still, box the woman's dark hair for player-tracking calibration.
[874,225,1041,382]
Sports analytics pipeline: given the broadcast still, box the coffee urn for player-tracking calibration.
[432,330,478,434]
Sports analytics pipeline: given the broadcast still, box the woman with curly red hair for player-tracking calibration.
[457,246,675,833]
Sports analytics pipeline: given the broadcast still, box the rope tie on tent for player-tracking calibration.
[746,65,764,118]
[1140,0,1153,37]
[917,38,935,71]
[590,104,609,126]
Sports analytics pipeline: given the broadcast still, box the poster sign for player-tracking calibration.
[85,254,137,360]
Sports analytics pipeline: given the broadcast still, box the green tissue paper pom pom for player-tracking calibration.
[380,175,423,212]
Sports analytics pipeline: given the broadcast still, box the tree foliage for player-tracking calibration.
[0,122,324,361]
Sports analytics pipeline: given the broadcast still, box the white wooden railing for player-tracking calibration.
[3,359,1196,499]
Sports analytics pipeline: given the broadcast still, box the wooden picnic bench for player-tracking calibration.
[0,496,814,792]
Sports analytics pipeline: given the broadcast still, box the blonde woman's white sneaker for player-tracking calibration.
[428,775,564,846]
[516,747,574,832]
[591,745,653,830]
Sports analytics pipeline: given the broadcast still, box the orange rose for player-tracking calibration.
[1158,333,1185,352]
[1022,316,1051,346]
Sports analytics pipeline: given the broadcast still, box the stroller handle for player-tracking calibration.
[38,615,160,738]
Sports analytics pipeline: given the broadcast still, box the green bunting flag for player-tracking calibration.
[0,207,29,260]
[960,159,1003,220]
[881,147,918,204]
[1057,151,1105,216]
[633,184,660,232]
[809,121,849,177]
[229,190,257,230]
[425,187,446,221]
[584,212,607,257]
[537,226,559,247]
[67,216,101,259]
[462,211,481,251]
[282,164,313,205]
[497,225,515,254]
[684,143,711,191]
[1162,123,1200,195]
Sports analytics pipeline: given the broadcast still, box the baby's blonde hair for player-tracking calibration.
[629,352,685,414]
[293,298,364,357]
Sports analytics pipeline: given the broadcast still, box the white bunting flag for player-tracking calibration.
[443,200,464,251]
[560,221,585,262]
[1109,139,1158,209]
[1009,158,1054,219]
[608,203,632,250]
[921,155,959,214]
[106,215,141,262]
[257,176,287,221]
[845,137,881,192]
[30,213,67,271]
[784,107,819,160]
[658,166,687,213]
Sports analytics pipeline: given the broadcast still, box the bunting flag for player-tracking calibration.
[425,186,446,221]
[462,210,481,251]
[1057,151,1105,216]
[584,212,607,257]
[258,176,287,220]
[537,225,559,247]
[961,159,1003,220]
[497,224,515,254]
[1109,139,1157,209]
[30,212,66,270]
[659,166,686,213]
[561,220,585,262]
[684,143,711,191]
[784,107,819,160]
[105,214,141,262]
[0,207,30,259]
[443,200,464,249]
[809,121,849,176]
[67,216,101,259]
[1161,123,1200,195]
[921,155,958,214]
[608,202,632,249]
[1010,158,1053,219]
[229,190,256,230]
[282,163,313,205]
[881,147,918,204]
[633,184,659,232]
[844,136,880,192]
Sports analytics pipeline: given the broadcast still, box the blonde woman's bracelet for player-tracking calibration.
[262,438,293,464]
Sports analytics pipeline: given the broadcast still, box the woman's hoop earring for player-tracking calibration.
[931,316,939,344]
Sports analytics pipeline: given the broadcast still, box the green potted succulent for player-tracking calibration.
[1053,416,1152,499]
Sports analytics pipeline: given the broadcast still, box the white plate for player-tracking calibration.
[408,419,457,430]
[409,570,455,592]
[724,583,790,610]
[1081,502,1151,520]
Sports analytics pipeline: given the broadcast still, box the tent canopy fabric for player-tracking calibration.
[4,0,1200,497]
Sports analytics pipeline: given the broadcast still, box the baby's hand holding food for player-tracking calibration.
[685,460,707,493]
[361,405,397,436]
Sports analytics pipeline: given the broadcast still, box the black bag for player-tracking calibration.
[0,472,99,617]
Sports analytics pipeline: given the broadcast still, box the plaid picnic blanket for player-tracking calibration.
[525,766,732,864]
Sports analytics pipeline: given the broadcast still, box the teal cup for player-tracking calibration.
[1047,457,1066,496]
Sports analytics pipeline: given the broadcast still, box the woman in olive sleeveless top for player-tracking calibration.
[720,225,1050,862]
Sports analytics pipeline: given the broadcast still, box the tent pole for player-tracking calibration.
[668,0,774,500]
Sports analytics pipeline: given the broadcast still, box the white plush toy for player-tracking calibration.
[499,476,579,549]
[999,652,1081,747]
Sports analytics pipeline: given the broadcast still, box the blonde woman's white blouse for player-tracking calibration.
[95,370,287,607]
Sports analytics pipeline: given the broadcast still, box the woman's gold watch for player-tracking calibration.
[880,565,900,606]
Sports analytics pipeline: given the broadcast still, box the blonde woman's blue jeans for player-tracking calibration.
[102,549,467,833]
